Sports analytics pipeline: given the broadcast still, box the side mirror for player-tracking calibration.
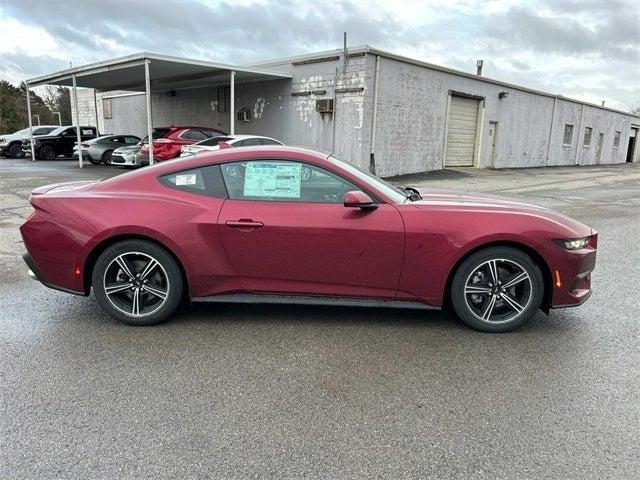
[343,191,377,210]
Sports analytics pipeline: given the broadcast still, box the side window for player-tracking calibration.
[183,129,208,141]
[258,138,280,145]
[220,160,361,203]
[125,136,140,145]
[159,165,227,198]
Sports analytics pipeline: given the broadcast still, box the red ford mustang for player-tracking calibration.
[20,147,597,332]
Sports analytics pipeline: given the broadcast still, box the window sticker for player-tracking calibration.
[243,162,301,198]
[175,173,198,186]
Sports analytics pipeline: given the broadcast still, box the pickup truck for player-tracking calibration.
[0,125,59,158]
[22,125,98,160]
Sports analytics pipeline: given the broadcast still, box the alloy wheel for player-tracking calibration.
[102,252,169,317]
[463,258,532,324]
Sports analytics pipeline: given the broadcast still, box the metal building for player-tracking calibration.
[53,45,639,176]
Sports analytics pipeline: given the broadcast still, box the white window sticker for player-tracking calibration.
[243,162,301,198]
[81,129,93,135]
[175,173,197,186]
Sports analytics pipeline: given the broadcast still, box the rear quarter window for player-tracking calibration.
[159,164,227,198]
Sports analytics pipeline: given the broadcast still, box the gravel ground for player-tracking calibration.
[1,158,638,479]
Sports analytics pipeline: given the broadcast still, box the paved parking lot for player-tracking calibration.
[1,157,639,479]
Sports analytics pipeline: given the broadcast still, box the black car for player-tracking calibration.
[22,126,98,160]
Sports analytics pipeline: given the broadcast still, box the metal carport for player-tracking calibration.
[24,53,292,167]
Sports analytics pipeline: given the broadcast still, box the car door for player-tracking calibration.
[217,159,405,298]
[61,127,77,153]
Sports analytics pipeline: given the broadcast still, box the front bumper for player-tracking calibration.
[110,152,140,166]
[549,236,597,308]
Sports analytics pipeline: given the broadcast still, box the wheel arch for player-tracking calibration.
[443,240,553,313]
[82,234,190,298]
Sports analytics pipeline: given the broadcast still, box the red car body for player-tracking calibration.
[20,147,596,329]
[140,126,227,161]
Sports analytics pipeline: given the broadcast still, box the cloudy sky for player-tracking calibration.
[1,0,638,111]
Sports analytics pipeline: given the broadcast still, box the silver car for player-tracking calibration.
[72,135,140,165]
[110,142,144,168]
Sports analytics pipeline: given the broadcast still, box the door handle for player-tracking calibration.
[225,219,264,229]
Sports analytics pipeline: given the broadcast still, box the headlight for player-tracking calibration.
[554,237,590,250]
[0,139,6,145]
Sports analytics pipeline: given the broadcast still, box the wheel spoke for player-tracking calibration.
[486,260,500,284]
[481,295,497,321]
[132,288,141,315]
[115,255,136,280]
[139,259,158,281]
[501,293,524,314]
[465,285,492,294]
[502,271,529,289]
[105,282,133,295]
[144,283,167,300]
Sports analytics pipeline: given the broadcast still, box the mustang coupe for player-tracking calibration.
[20,147,597,332]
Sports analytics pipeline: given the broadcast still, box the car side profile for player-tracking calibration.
[20,147,597,332]
[72,134,141,165]
[138,126,227,162]
[180,135,283,157]
[22,125,98,160]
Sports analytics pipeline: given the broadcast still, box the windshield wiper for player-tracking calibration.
[400,186,422,202]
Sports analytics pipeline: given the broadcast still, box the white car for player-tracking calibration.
[0,125,59,158]
[179,135,283,157]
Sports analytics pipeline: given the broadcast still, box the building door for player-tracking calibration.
[487,122,498,168]
[596,133,604,164]
[627,128,638,163]
[445,95,480,167]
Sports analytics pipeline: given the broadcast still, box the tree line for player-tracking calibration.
[0,80,72,134]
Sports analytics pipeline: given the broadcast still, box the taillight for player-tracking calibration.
[81,143,90,149]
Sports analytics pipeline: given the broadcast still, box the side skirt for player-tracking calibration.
[191,293,440,310]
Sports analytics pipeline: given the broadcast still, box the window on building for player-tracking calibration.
[563,124,574,146]
[217,86,230,113]
[103,99,112,119]
[583,127,593,147]
[614,131,621,149]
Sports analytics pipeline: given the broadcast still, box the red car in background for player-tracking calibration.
[20,147,597,332]
[139,126,227,161]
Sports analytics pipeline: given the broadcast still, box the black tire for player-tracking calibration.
[39,144,56,160]
[101,150,113,165]
[450,246,544,333]
[8,143,25,158]
[92,240,183,326]
[88,156,102,165]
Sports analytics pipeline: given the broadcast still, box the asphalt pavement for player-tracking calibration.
[1,157,638,479]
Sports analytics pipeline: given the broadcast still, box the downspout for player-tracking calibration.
[546,96,557,166]
[369,55,380,174]
[574,103,585,165]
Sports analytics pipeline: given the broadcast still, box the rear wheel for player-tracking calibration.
[92,240,183,326]
[8,143,25,158]
[450,246,544,332]
[101,149,113,165]
[39,144,56,160]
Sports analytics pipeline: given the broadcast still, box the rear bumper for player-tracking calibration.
[22,253,85,296]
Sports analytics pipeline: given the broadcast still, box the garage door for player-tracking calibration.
[445,95,480,167]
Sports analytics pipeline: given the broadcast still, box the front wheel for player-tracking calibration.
[450,246,544,332]
[92,240,183,326]
[39,144,56,160]
[8,143,25,158]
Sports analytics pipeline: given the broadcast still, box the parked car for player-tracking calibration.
[110,139,145,169]
[0,126,59,158]
[180,135,283,157]
[72,135,141,165]
[138,126,226,162]
[20,146,597,332]
[22,126,98,160]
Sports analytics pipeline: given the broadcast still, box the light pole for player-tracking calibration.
[52,111,61,126]
[33,114,40,126]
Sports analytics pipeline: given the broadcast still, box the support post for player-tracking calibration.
[93,89,99,133]
[26,82,36,162]
[72,74,83,168]
[230,70,235,135]
[145,59,154,165]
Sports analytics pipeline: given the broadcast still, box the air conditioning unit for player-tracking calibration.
[237,108,251,122]
[316,99,334,113]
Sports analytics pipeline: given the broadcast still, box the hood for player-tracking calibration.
[411,188,591,234]
[113,145,141,153]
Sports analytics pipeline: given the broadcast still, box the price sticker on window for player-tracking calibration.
[175,173,197,186]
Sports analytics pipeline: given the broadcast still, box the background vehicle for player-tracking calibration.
[110,139,144,169]
[20,146,597,332]
[180,135,283,157]
[22,126,98,160]
[0,126,59,158]
[138,126,226,162]
[72,135,141,165]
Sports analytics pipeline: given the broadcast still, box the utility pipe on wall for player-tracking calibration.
[369,55,380,174]
[72,74,83,168]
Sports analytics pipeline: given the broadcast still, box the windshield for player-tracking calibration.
[327,156,407,203]
[44,126,68,136]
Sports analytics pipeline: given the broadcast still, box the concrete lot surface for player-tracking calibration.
[1,158,639,479]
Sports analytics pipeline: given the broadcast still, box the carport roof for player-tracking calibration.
[25,52,292,92]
